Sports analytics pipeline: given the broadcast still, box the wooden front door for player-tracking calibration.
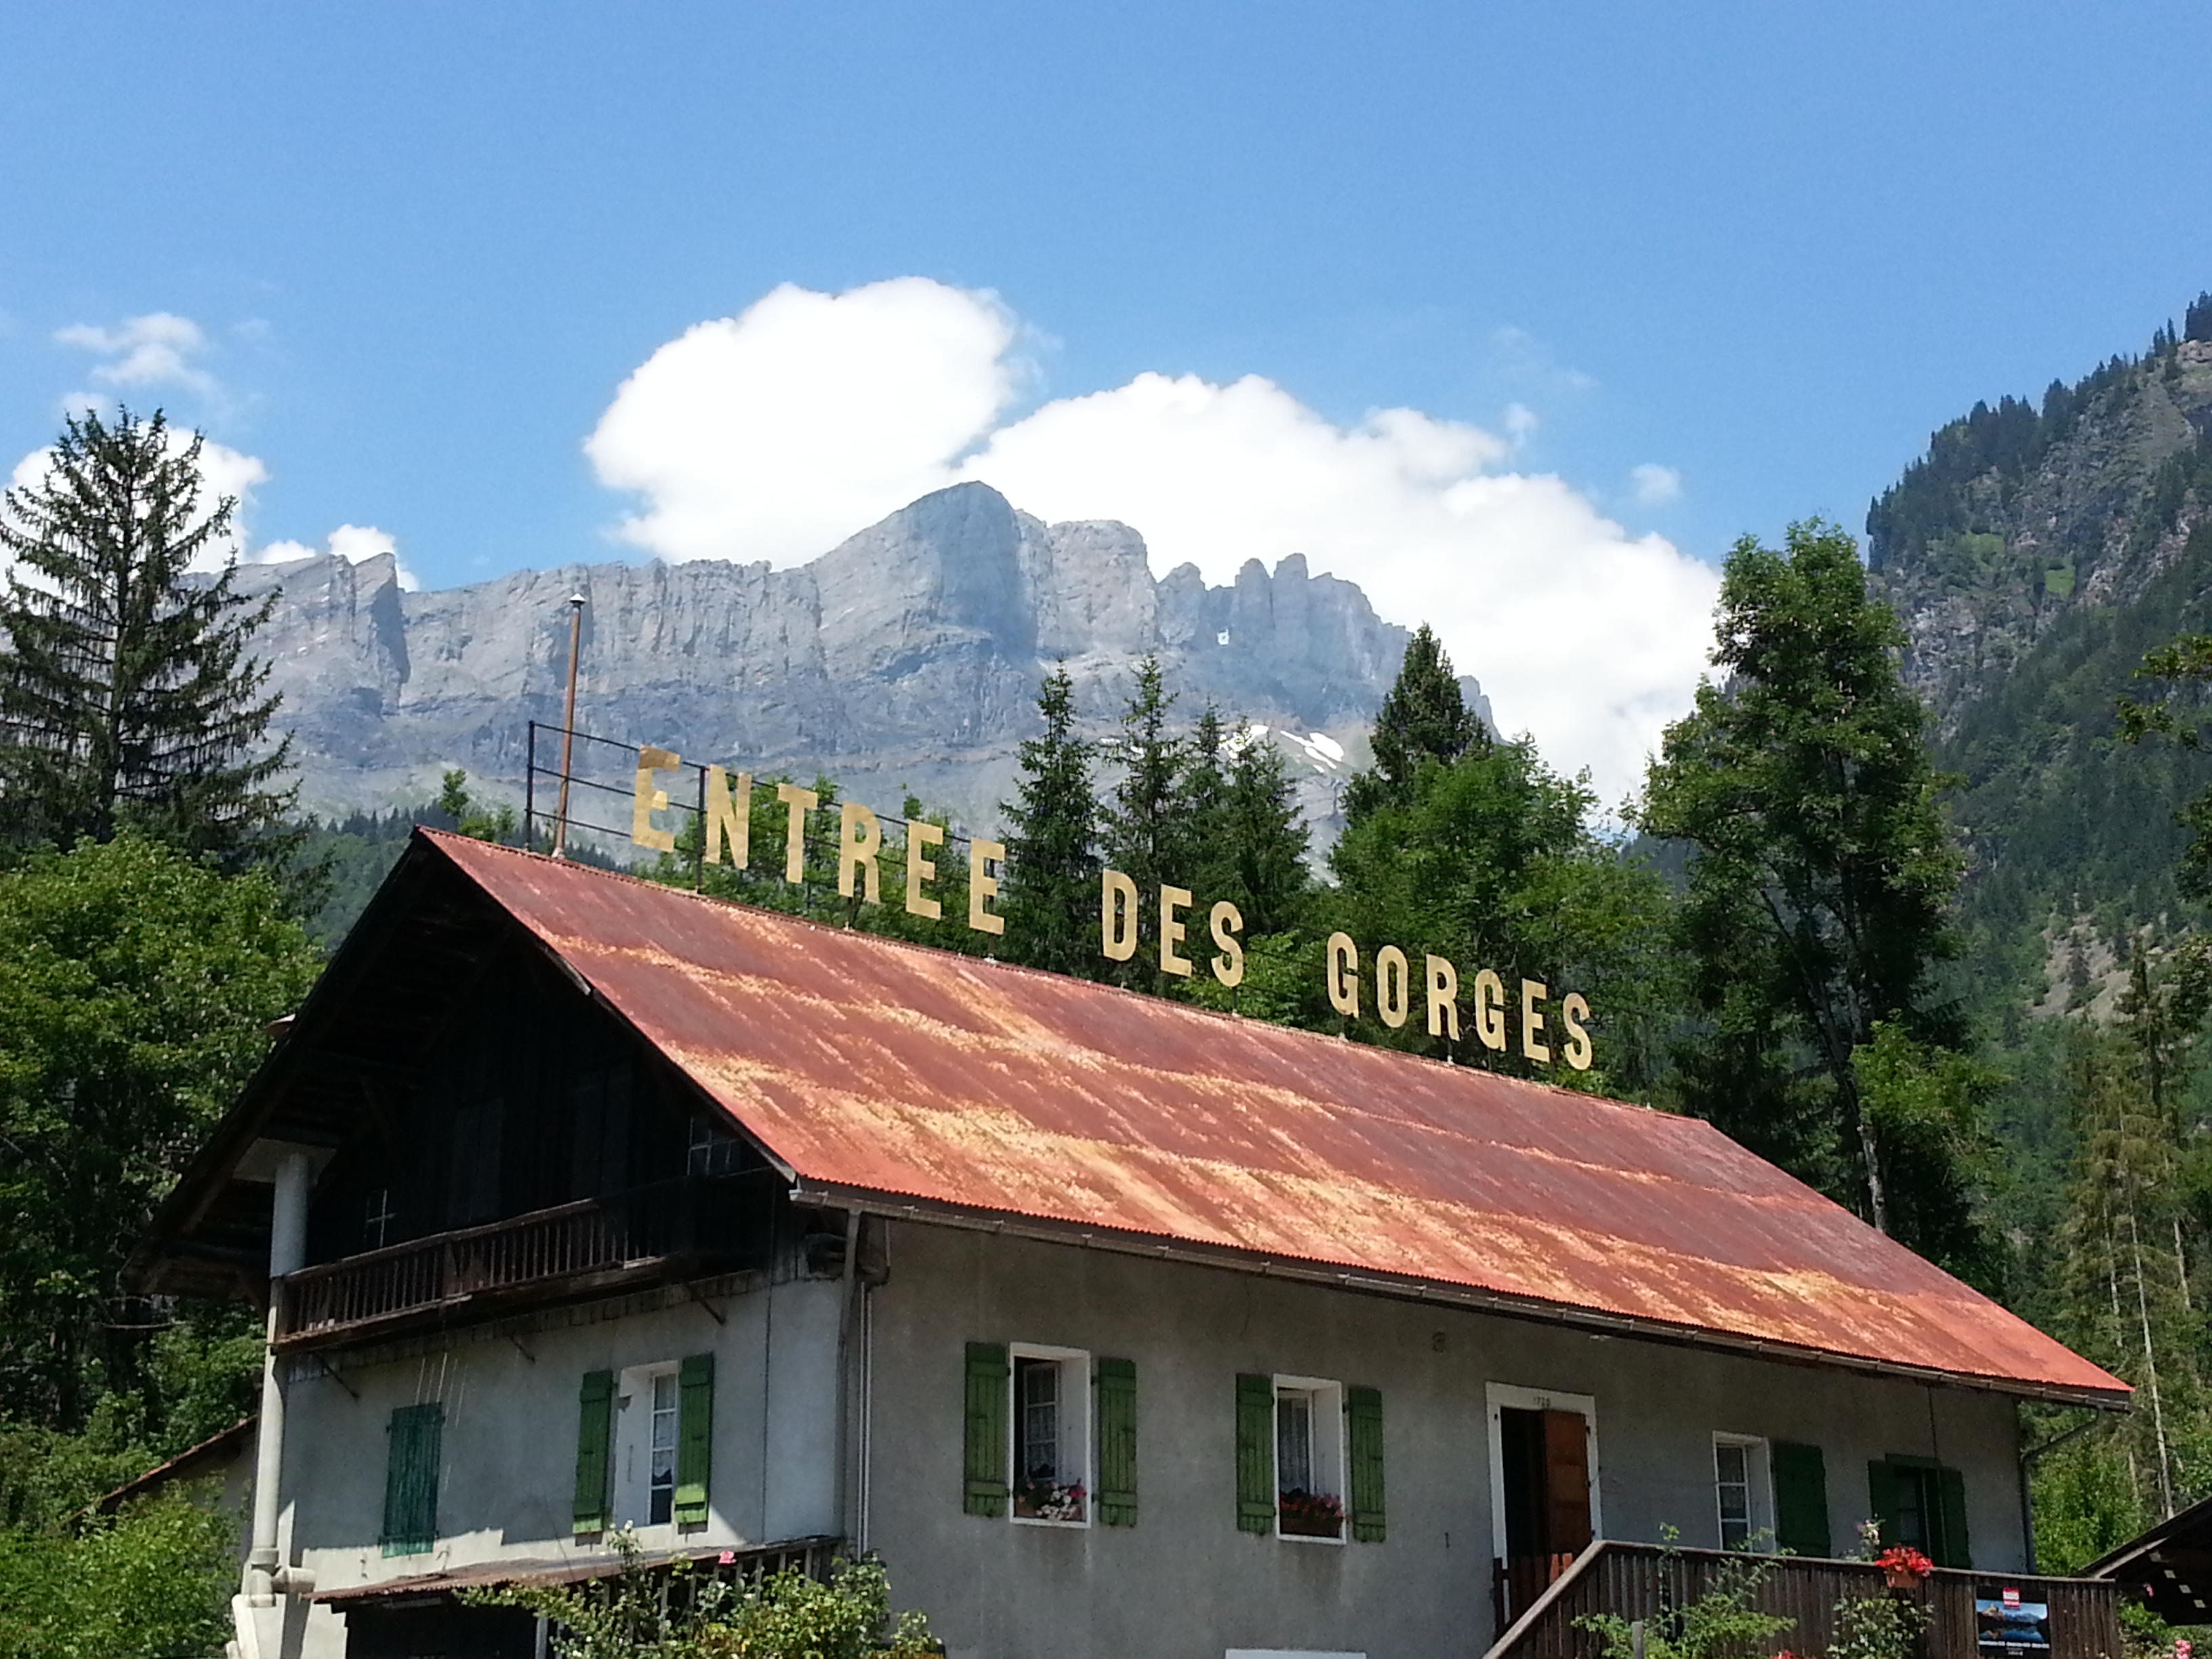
[1496,1406,1594,1630]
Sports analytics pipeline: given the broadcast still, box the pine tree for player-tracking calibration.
[1343,623,1486,821]
[1100,655,1190,985]
[1000,666,1102,977]
[0,409,293,867]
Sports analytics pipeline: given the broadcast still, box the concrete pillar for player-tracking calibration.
[245,1151,312,1607]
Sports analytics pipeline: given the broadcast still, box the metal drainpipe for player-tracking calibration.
[246,1151,314,1607]
[834,1210,862,1547]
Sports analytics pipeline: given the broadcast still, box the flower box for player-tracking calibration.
[1012,1481,1086,1523]
[1278,1490,1345,1538]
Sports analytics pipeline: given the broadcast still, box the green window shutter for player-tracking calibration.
[1934,1467,1971,1570]
[1347,1386,1386,1544]
[964,1342,1009,1517]
[1096,1357,1138,1527]
[381,1403,443,1556]
[573,1370,613,1536]
[1866,1458,1901,1551]
[674,1353,714,1526]
[1771,1441,1830,1557]
[1235,1373,1275,1534]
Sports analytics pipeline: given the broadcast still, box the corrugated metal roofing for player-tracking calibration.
[424,831,2127,1405]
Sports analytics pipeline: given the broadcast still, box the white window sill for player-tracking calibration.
[1274,1530,1347,1547]
[1009,1515,1091,1530]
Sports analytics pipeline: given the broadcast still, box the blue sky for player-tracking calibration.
[3,3,2209,795]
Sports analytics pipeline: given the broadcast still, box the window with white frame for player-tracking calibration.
[1713,1435,1770,1551]
[1275,1376,1346,1542]
[1009,1345,1090,1523]
[613,1363,682,1529]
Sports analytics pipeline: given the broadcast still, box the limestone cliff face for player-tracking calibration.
[239,482,1471,840]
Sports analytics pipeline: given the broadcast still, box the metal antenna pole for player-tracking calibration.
[552,592,586,858]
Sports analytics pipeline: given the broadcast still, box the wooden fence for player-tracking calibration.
[1485,1540,2122,1659]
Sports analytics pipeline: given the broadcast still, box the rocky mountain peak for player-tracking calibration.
[234,483,1477,842]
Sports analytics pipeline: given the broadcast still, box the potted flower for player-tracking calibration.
[1012,1475,1086,1522]
[1278,1489,1345,1539]
[1877,1544,1934,1589]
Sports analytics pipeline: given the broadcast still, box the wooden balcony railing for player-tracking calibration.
[1486,1539,2122,1659]
[275,1172,776,1349]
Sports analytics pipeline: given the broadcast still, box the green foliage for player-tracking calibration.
[438,769,518,845]
[0,408,298,873]
[0,1488,238,1659]
[2030,1433,2148,1574]
[1642,521,1969,1251]
[468,1532,936,1659]
[0,835,319,1428]
[1850,1025,2003,1290]
[1000,665,1103,978]
[1824,1592,1928,1659]
[2119,1598,2179,1659]
[1332,730,1676,1094]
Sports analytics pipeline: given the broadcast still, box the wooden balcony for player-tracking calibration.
[1486,1539,2122,1659]
[274,1172,777,1351]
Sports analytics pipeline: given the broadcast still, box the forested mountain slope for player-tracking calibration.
[1870,298,2212,1019]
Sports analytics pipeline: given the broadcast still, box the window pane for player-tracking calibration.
[1277,1391,1314,1494]
[649,1372,678,1523]
[1017,1358,1060,1484]
[1716,1442,1750,1548]
[1894,1467,1929,1549]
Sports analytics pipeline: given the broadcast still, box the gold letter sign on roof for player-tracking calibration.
[622,738,1596,1071]
[703,766,750,867]
[839,802,882,903]
[631,747,680,853]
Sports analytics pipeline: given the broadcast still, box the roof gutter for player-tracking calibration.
[790,1181,2131,1413]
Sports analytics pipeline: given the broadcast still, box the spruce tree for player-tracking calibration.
[1343,623,1486,821]
[1206,723,1312,939]
[1000,665,1102,977]
[0,409,293,867]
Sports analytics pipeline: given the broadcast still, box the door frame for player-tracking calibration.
[1485,1382,1602,1564]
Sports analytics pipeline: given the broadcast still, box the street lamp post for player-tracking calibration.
[552,592,586,858]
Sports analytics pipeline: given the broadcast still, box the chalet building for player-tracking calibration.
[136,830,2130,1659]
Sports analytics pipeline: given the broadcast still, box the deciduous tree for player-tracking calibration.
[1641,520,1966,1235]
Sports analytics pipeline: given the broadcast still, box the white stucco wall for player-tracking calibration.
[276,1273,844,1599]
[859,1223,2031,1659]
[264,1220,2043,1659]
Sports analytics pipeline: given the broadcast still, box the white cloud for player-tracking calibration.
[54,312,218,394]
[586,278,1021,565]
[588,279,1720,806]
[255,523,418,590]
[1630,463,1682,506]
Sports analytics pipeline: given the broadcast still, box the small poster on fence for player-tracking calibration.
[1976,1587,2052,1655]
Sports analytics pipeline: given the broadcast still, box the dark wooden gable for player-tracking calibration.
[131,833,764,1303]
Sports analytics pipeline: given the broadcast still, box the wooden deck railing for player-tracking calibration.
[276,1172,775,1347]
[1485,1539,2122,1659]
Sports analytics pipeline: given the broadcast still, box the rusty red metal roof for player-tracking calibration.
[424,831,2127,1406]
